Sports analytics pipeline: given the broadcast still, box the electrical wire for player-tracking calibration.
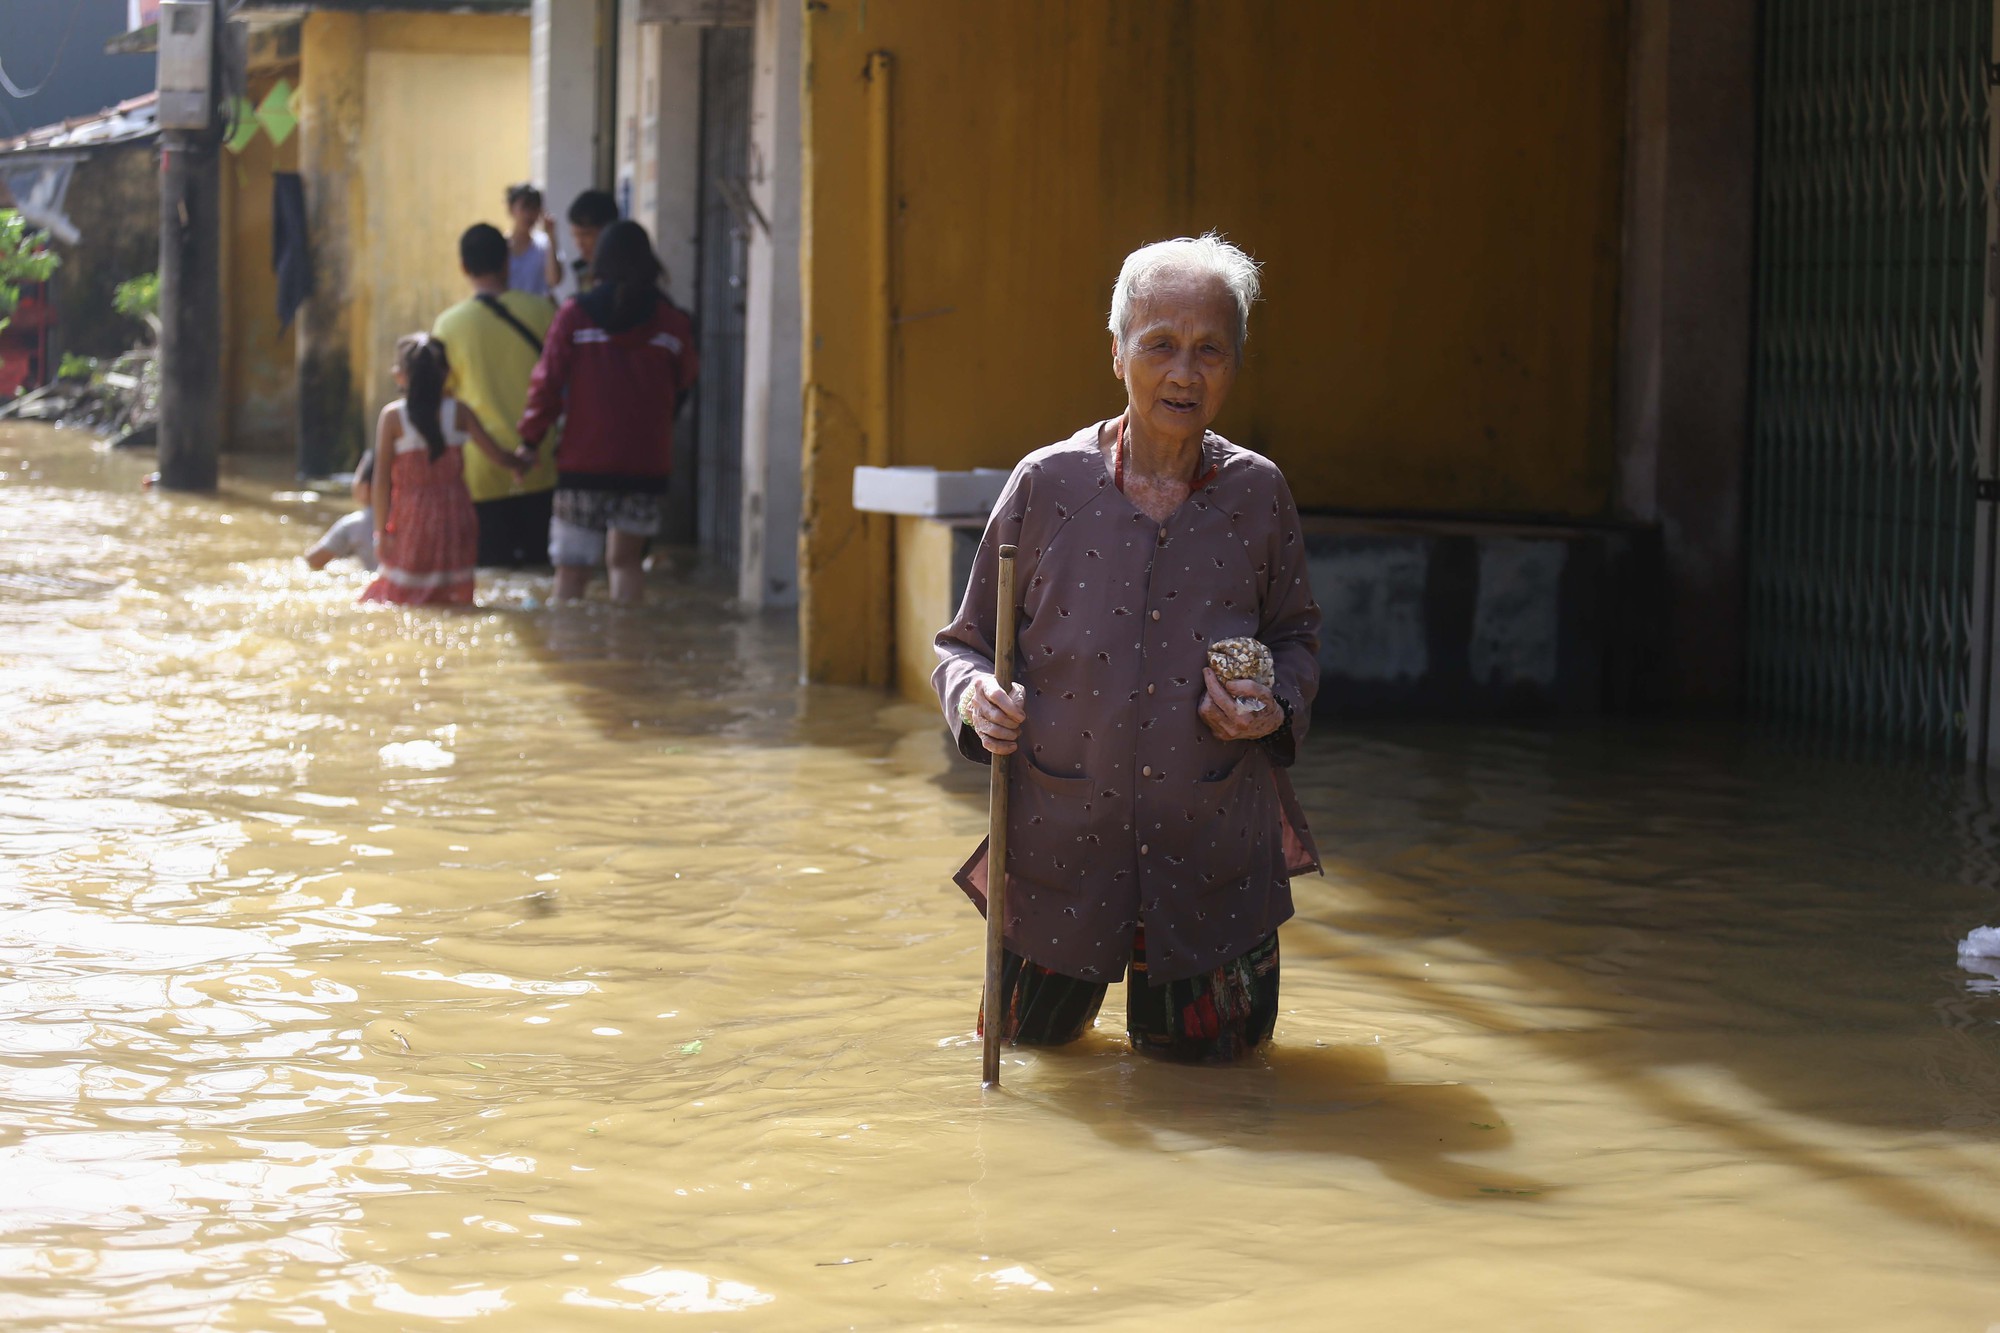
[0,0,91,100]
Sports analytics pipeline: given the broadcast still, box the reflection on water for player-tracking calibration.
[2,424,2000,1329]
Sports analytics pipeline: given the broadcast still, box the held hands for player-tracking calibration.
[508,445,537,479]
[1198,668,1284,742]
[963,674,1027,755]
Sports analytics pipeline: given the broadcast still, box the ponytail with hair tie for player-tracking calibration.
[396,333,451,462]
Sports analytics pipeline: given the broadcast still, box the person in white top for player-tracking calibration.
[305,448,377,571]
[505,183,563,299]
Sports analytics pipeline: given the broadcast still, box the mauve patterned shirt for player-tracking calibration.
[933,420,1323,985]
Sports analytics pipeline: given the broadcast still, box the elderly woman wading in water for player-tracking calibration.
[934,233,1322,1063]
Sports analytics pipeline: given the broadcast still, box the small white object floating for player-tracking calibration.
[378,740,455,771]
[1957,927,2000,962]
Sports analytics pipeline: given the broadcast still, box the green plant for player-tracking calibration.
[57,352,98,381]
[0,211,58,373]
[114,271,161,345]
[113,272,159,322]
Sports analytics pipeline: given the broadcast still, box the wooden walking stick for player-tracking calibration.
[982,543,1019,1087]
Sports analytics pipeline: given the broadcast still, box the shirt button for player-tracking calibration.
[1139,844,1150,856]
[1141,765,1152,777]
[1146,683,1155,695]
[1150,610,1161,621]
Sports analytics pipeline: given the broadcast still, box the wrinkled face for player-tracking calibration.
[508,197,541,230]
[1112,266,1239,441]
[572,223,603,266]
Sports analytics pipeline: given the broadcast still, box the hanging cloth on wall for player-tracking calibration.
[2,159,79,245]
[271,171,312,329]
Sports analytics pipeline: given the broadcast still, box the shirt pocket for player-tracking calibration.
[1007,753,1098,892]
[1180,747,1276,895]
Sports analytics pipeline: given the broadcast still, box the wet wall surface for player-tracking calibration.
[2,425,1999,1329]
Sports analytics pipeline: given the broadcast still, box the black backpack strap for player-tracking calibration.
[476,292,546,354]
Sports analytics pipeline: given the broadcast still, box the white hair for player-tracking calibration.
[1107,231,1263,355]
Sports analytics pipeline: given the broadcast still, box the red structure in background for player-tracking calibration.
[0,280,52,398]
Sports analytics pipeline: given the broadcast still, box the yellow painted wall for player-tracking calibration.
[801,0,1628,685]
[220,65,300,456]
[292,13,528,471]
[296,14,368,472]
[355,15,531,419]
[894,514,958,705]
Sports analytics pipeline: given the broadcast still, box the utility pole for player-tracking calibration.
[155,0,223,492]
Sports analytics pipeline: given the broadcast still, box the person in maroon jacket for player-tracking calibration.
[517,220,699,604]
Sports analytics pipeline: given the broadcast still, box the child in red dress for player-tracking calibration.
[361,334,531,606]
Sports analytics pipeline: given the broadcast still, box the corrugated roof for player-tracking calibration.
[0,92,159,159]
[236,2,527,12]
[110,3,526,55]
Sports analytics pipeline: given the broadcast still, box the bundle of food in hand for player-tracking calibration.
[1207,637,1275,692]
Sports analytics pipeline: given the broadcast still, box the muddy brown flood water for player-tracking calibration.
[3,423,2000,1329]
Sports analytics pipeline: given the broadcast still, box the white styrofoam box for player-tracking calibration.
[852,466,1010,517]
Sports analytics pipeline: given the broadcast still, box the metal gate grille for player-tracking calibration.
[693,24,752,574]
[1748,0,1991,756]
